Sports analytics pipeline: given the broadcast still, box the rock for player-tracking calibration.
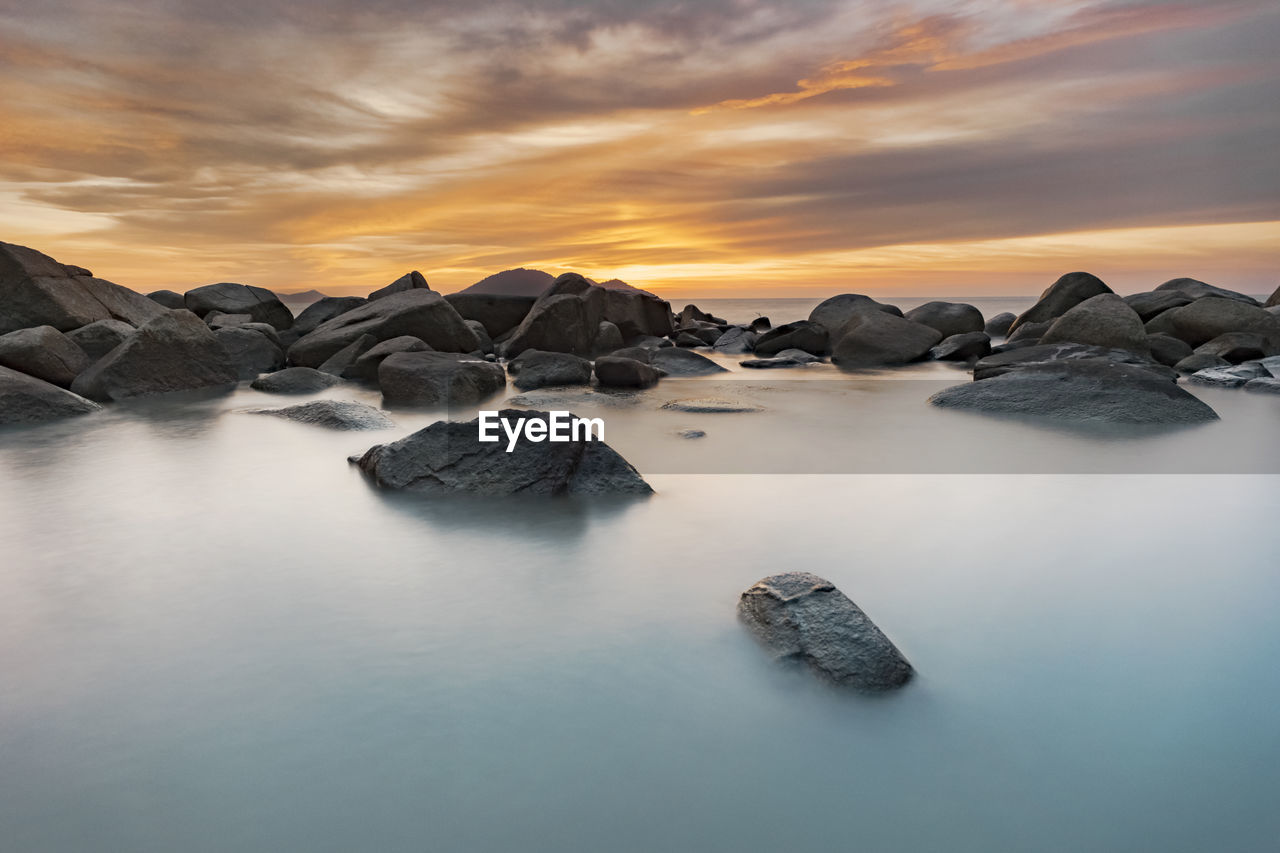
[0,365,100,426]
[66,319,136,362]
[713,327,757,354]
[930,331,991,361]
[740,349,821,368]
[1244,377,1280,393]
[204,311,254,329]
[215,327,286,380]
[184,282,293,330]
[650,348,728,377]
[1266,285,1280,309]
[245,399,395,430]
[1007,320,1052,344]
[830,313,941,369]
[754,321,829,356]
[1008,271,1112,335]
[1186,366,1263,388]
[738,572,913,691]
[594,356,661,389]
[1154,277,1260,306]
[749,317,771,332]
[1145,297,1280,348]
[318,334,377,376]
[444,293,537,339]
[592,321,624,356]
[972,343,1166,382]
[1038,293,1150,356]
[904,301,985,338]
[147,289,187,309]
[292,296,367,336]
[503,293,599,358]
[1173,353,1230,374]
[343,336,431,383]
[70,310,238,401]
[250,366,342,394]
[983,312,1016,337]
[660,398,761,413]
[600,286,675,339]
[1147,334,1193,367]
[1258,355,1280,378]
[678,304,715,325]
[677,429,706,439]
[929,358,1218,424]
[354,408,652,496]
[605,346,654,364]
[1123,290,1193,322]
[0,326,92,387]
[0,241,167,334]
[673,331,706,348]
[1192,332,1275,363]
[288,290,480,367]
[808,294,902,339]
[510,350,593,390]
[369,271,430,301]
[378,351,506,407]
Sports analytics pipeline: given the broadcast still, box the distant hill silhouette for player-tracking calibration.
[461,268,555,296]
[277,288,328,301]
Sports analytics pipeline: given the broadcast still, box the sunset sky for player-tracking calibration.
[1,0,1276,297]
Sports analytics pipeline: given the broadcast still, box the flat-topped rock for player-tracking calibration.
[245,399,395,430]
[250,366,342,394]
[660,398,761,413]
[650,347,727,377]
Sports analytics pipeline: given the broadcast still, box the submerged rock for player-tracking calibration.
[245,399,395,430]
[650,347,727,377]
[738,572,913,691]
[354,409,652,496]
[0,365,101,426]
[660,398,761,413]
[250,366,342,394]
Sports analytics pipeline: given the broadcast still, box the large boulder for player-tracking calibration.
[287,290,480,367]
[1123,290,1193,322]
[650,347,728,377]
[215,327,286,380]
[146,289,187,310]
[346,336,432,383]
[1192,332,1276,363]
[509,350,593,390]
[1154,277,1259,306]
[1038,293,1150,356]
[830,312,941,368]
[0,326,91,387]
[184,282,293,330]
[984,312,1016,337]
[930,331,991,361]
[754,321,828,356]
[70,310,239,401]
[444,293,537,338]
[1144,297,1280,348]
[66,319,136,362]
[318,334,377,376]
[904,301,984,339]
[808,294,902,340]
[600,286,674,340]
[713,327,757,354]
[1008,271,1112,335]
[1266,284,1280,309]
[250,366,342,394]
[291,296,367,337]
[354,409,652,496]
[378,351,506,407]
[0,241,167,334]
[594,356,661,388]
[929,358,1218,424]
[738,573,913,691]
[972,343,1167,382]
[368,271,430,301]
[246,399,395,430]
[502,293,599,358]
[0,365,100,426]
[1147,333,1193,367]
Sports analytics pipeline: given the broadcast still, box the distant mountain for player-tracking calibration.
[460,268,555,297]
[277,288,329,301]
[595,278,658,297]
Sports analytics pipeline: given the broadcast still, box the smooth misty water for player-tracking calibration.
[3,300,1280,851]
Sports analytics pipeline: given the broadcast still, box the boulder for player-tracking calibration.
[592,321,624,356]
[1008,271,1112,334]
[1258,355,1280,378]
[713,327,757,354]
[1173,353,1230,374]
[1192,332,1275,363]
[1186,365,1266,388]
[318,334,378,376]
[738,572,913,691]
[1007,320,1052,344]
[984,312,1016,337]
[378,351,506,407]
[1123,290,1193,322]
[184,282,293,330]
[830,313,941,369]
[602,287,674,339]
[0,365,101,426]
[503,293,599,358]
[930,331,991,361]
[0,241,167,334]
[343,336,432,384]
[146,289,187,310]
[678,304,715,325]
[292,296,367,336]
[740,349,821,368]
[808,294,902,339]
[650,348,728,377]
[288,290,480,367]
[246,399,395,430]
[1244,377,1280,393]
[0,325,91,387]
[66,319,136,362]
[929,358,1218,424]
[509,350,593,390]
[443,293,537,339]
[369,271,430,301]
[749,317,772,333]
[214,327,285,380]
[354,408,652,496]
[1154,277,1259,306]
[594,356,661,388]
[754,321,829,356]
[1145,297,1280,348]
[972,343,1166,382]
[1147,334,1194,367]
[674,331,706,348]
[605,346,654,364]
[70,310,238,401]
[904,301,985,338]
[1266,285,1280,309]
[204,311,254,329]
[1038,293,1150,356]
[250,366,342,394]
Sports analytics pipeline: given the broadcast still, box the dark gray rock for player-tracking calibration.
[1266,285,1280,309]
[984,312,1016,337]
[1173,353,1230,374]
[147,289,187,310]
[930,331,991,361]
[929,358,1218,424]
[250,366,342,394]
[503,292,600,358]
[292,296,367,336]
[831,313,941,369]
[0,241,167,334]
[204,311,254,329]
[904,301,985,339]
[1123,290,1193,322]
[1154,277,1260,306]
[71,310,238,401]
[600,285,675,340]
[215,327,286,380]
[510,350,593,390]
[1244,377,1280,393]
[0,365,100,426]
[673,331,706,348]
[1008,271,1112,335]
[605,346,654,364]
[713,327,757,354]
[677,429,706,439]
[594,356,661,388]
[754,321,828,356]
[738,572,913,691]
[288,290,480,367]
[246,399,395,430]
[1007,320,1052,344]
[1258,355,1280,378]
[1186,363,1267,388]
[650,348,728,377]
[972,343,1166,382]
[369,271,430,301]
[1192,332,1275,363]
[660,398,761,413]
[592,321,624,356]
[318,334,377,377]
[354,408,652,496]
[808,294,902,340]
[678,304,715,326]
[184,282,293,330]
[749,317,771,332]
[1039,293,1149,356]
[444,293,536,338]
[378,351,506,407]
[741,348,822,368]
[1145,297,1280,348]
[344,336,431,383]
[1147,333,1194,367]
[0,325,91,387]
[66,318,136,362]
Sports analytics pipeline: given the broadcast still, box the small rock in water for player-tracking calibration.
[677,428,706,439]
[1186,365,1267,388]
[738,572,913,691]
[250,367,342,394]
[661,397,762,413]
[244,400,395,430]
[1244,377,1280,393]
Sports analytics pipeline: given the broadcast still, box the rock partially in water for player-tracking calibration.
[660,397,761,413]
[1244,377,1280,394]
[972,343,1164,382]
[650,347,727,377]
[831,312,941,369]
[676,428,706,439]
[1186,364,1267,388]
[0,365,101,426]
[738,572,913,691]
[215,326,285,380]
[904,301,985,339]
[379,351,506,407]
[0,325,91,387]
[713,327,757,354]
[983,312,1016,338]
[510,350,593,390]
[754,321,828,356]
[354,409,652,496]
[930,331,991,361]
[1173,353,1230,374]
[250,366,342,394]
[245,399,395,430]
[595,356,661,389]
[740,349,821,368]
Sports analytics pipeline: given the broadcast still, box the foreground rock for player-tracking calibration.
[0,366,101,426]
[378,351,506,407]
[1008,271,1111,335]
[509,350,593,390]
[245,400,395,430]
[184,282,293,330]
[929,359,1218,424]
[71,311,239,401]
[354,409,653,496]
[288,290,480,367]
[738,573,913,691]
[250,367,342,394]
[0,326,91,387]
[831,312,941,368]
[66,319,136,361]
[650,348,727,377]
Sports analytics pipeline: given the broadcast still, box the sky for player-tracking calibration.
[0,0,1276,298]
